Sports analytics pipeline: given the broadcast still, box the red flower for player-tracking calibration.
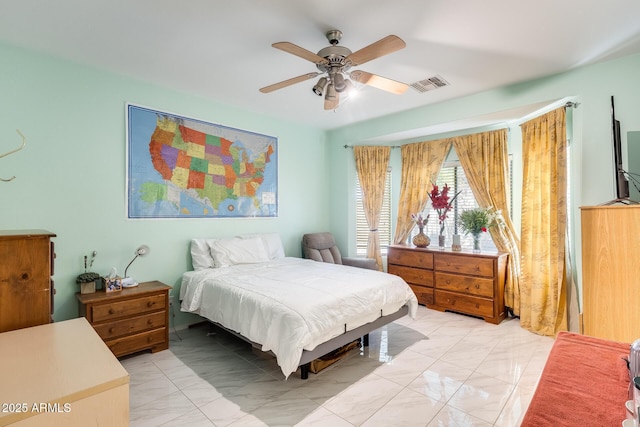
[428,183,461,234]
[481,227,487,232]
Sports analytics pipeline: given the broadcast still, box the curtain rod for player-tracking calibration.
[343,145,400,149]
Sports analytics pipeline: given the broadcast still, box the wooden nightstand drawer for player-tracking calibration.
[92,293,166,322]
[435,290,493,318]
[93,311,166,340]
[435,272,494,298]
[388,264,433,287]
[105,328,168,357]
[388,248,433,269]
[435,254,494,277]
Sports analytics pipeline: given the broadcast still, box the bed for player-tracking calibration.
[180,233,418,379]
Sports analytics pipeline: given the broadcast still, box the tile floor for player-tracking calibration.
[122,306,554,426]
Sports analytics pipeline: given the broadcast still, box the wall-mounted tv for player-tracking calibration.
[611,96,630,202]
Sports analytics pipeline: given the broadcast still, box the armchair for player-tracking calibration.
[301,232,377,270]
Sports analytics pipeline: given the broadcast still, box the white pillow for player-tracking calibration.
[190,238,216,270]
[209,236,270,267]
[238,233,285,259]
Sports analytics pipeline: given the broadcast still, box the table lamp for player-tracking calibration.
[121,244,150,287]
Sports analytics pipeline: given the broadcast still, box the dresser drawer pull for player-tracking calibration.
[147,336,154,343]
[109,308,115,315]
[147,301,154,308]
[109,327,114,334]
[147,319,153,325]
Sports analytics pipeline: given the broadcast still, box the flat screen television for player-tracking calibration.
[611,96,630,201]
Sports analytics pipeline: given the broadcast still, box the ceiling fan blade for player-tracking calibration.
[259,72,320,93]
[272,42,329,65]
[350,70,409,95]
[346,35,406,66]
[324,91,340,110]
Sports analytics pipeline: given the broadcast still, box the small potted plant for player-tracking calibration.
[458,207,497,252]
[76,251,100,294]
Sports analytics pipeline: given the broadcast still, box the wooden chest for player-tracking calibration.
[388,245,508,324]
[77,280,171,357]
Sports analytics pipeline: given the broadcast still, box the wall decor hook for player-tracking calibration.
[1,129,27,182]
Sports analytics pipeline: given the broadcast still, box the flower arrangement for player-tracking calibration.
[458,207,497,235]
[428,183,461,235]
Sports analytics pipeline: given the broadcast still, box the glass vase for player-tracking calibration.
[472,233,481,253]
[412,226,430,248]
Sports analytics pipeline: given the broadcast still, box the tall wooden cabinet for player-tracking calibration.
[581,205,640,342]
[0,229,56,332]
[388,245,508,324]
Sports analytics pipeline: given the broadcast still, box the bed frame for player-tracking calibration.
[208,305,410,379]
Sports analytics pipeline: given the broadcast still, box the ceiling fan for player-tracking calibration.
[259,30,409,110]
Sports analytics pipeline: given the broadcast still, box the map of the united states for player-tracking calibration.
[127,105,277,218]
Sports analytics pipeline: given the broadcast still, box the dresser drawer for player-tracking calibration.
[408,284,434,305]
[435,254,494,277]
[435,290,494,318]
[388,248,433,269]
[435,272,494,298]
[388,264,433,287]
[92,293,166,322]
[105,328,167,357]
[92,311,166,340]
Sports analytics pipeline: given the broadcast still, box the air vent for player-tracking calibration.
[410,75,450,93]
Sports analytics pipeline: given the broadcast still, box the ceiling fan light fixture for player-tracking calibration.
[325,83,337,102]
[333,72,347,92]
[312,77,327,96]
[343,79,354,93]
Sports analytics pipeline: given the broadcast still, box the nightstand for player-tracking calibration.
[76,280,171,357]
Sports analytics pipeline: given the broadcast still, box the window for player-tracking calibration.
[356,169,392,255]
[412,157,512,251]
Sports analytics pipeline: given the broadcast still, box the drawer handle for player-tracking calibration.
[475,304,480,309]
[147,301,154,308]
[474,265,480,271]
[147,336,154,343]
[109,327,114,334]
[147,319,153,325]
[475,284,480,289]
[109,308,115,315]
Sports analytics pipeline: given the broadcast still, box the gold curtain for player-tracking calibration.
[519,107,568,336]
[452,129,522,315]
[354,146,391,270]
[394,139,452,244]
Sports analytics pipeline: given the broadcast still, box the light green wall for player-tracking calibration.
[0,42,329,327]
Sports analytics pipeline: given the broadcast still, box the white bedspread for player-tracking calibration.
[180,257,418,377]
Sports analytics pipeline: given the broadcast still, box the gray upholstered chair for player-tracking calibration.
[302,232,377,270]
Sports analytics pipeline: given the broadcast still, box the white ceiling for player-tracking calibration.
[2,0,640,131]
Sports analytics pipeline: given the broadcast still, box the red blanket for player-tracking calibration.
[521,331,630,427]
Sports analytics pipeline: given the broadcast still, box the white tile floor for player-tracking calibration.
[122,306,554,426]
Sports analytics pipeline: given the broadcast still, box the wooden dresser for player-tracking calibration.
[581,204,640,342]
[77,280,171,357]
[388,245,508,324]
[0,229,56,333]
